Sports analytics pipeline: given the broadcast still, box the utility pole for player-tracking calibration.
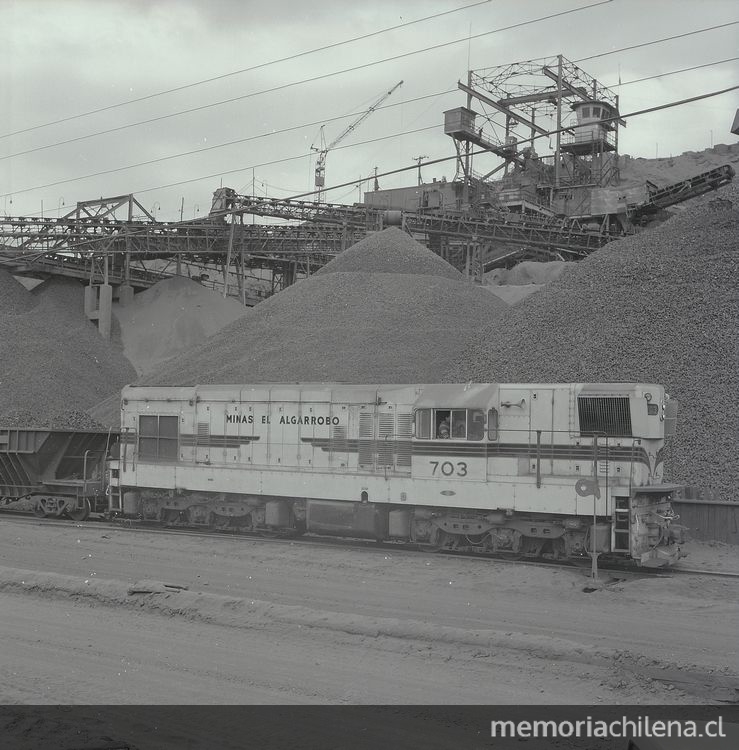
[413,156,429,186]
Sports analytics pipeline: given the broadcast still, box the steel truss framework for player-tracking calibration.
[0,195,367,299]
[447,55,624,217]
[225,194,624,266]
[0,187,628,304]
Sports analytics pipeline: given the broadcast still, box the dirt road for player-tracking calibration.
[0,518,737,747]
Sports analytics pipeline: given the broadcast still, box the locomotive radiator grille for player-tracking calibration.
[577,397,632,437]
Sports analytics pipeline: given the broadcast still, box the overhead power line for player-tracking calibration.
[0,88,458,166]
[574,21,739,62]
[0,0,491,139]
[608,57,739,88]
[0,0,613,157]
[285,84,739,200]
[5,14,736,165]
[4,84,733,203]
[0,124,439,199]
[3,49,735,196]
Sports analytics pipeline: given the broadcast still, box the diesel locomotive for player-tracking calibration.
[107,381,684,567]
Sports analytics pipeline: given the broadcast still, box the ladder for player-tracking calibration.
[612,495,631,554]
[107,471,123,513]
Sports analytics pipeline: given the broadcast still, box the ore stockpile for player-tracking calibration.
[89,228,508,427]
[445,190,739,503]
[0,274,136,429]
[142,227,506,384]
[112,274,249,375]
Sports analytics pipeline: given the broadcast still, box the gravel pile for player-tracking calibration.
[112,275,249,375]
[0,277,137,429]
[315,227,465,279]
[0,408,108,431]
[0,269,37,314]
[445,188,739,501]
[486,260,569,286]
[90,228,506,427]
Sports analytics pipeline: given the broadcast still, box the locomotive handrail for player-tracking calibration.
[81,449,107,499]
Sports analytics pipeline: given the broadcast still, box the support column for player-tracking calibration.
[97,284,113,339]
[223,217,235,298]
[84,285,97,317]
[554,54,563,190]
[84,283,113,339]
[118,284,134,306]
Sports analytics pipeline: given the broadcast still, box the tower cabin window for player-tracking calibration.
[414,408,486,440]
[139,415,179,461]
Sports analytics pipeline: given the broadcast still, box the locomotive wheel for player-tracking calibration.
[66,498,91,522]
[427,528,448,553]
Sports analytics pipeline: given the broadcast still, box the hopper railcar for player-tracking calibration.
[108,382,684,567]
[0,427,111,520]
[109,383,681,567]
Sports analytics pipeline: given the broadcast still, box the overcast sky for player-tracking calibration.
[1,0,737,220]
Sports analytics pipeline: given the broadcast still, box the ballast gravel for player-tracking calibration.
[445,189,739,502]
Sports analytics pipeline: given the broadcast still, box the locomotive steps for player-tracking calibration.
[0,564,736,704]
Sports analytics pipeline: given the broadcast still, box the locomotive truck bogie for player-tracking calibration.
[109,382,683,567]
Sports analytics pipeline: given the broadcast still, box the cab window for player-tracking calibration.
[468,409,485,440]
[413,409,454,439]
[435,409,451,439]
[415,408,432,439]
[415,407,488,440]
[451,410,467,438]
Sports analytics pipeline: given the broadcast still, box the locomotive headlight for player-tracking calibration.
[644,392,652,402]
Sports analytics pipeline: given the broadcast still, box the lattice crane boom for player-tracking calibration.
[313,80,403,202]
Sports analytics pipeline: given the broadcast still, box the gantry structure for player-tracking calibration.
[441,54,629,228]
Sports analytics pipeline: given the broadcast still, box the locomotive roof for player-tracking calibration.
[121,382,666,406]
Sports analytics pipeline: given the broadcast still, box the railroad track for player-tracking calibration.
[2,509,738,580]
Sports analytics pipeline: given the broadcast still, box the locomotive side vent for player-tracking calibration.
[378,414,395,467]
[358,413,374,468]
[578,397,632,437]
[331,425,348,454]
[396,413,413,468]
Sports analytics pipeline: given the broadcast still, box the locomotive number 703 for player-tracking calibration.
[429,460,467,477]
